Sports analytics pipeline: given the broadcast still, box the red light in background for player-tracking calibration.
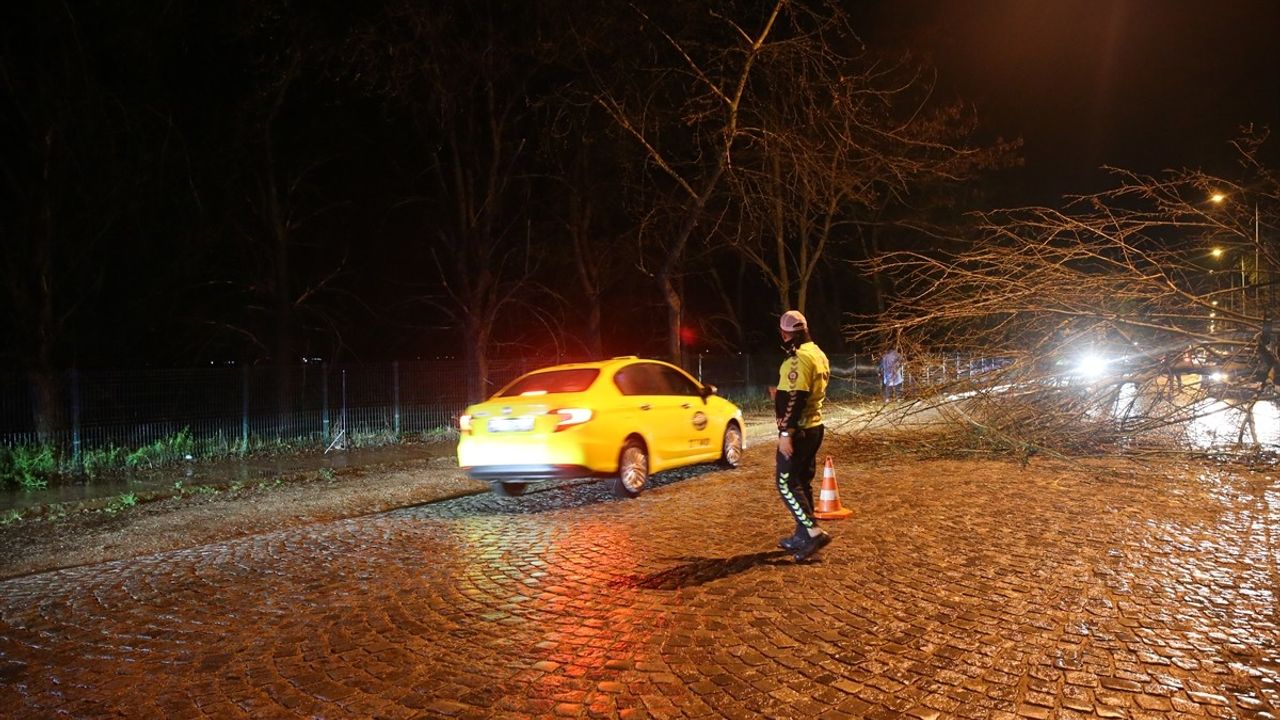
[679,326,697,346]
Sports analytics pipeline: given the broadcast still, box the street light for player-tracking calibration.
[1210,246,1246,315]
[1210,192,1263,316]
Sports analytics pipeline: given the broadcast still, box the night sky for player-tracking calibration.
[858,0,1280,203]
[3,0,1279,369]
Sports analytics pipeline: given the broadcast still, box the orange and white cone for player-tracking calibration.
[813,456,853,519]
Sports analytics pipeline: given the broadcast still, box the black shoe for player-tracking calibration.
[792,529,831,562]
[778,533,804,551]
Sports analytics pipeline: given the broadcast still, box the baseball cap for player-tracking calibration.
[779,310,807,332]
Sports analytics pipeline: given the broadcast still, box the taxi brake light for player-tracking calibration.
[552,408,592,431]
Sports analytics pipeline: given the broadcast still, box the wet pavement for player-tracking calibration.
[1,454,1278,718]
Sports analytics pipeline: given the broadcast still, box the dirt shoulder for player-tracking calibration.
[0,444,486,580]
[2,406,1231,581]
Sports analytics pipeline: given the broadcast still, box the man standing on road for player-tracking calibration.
[879,346,903,402]
[774,310,832,562]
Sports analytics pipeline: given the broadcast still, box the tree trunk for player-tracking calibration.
[465,319,491,403]
[661,270,683,365]
[856,223,888,315]
[586,298,603,359]
[568,186,604,359]
[29,370,66,446]
[30,159,67,445]
[264,58,300,421]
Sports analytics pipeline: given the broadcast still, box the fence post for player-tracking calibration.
[392,361,401,437]
[69,369,82,469]
[341,369,348,446]
[240,365,249,455]
[321,363,330,443]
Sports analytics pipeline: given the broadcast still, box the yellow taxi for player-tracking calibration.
[457,357,745,497]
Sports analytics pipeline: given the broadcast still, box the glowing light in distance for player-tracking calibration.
[1075,354,1108,378]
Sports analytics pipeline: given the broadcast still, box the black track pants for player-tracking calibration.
[775,425,824,530]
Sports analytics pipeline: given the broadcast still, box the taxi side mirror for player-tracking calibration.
[700,383,717,400]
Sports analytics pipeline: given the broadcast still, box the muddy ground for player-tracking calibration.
[0,440,484,580]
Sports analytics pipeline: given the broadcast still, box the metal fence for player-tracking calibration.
[0,352,976,459]
[689,353,883,403]
[2,362,477,459]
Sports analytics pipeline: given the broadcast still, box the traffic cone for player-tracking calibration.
[813,456,853,519]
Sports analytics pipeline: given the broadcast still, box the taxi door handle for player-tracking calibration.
[681,402,691,409]
[639,403,651,411]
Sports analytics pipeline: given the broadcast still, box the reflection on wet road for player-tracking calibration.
[1186,397,1280,448]
[1,454,1278,717]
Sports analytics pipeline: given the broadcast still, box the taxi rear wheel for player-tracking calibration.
[719,422,743,468]
[613,439,649,498]
[492,481,528,497]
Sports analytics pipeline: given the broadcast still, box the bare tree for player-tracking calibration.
[225,38,341,392]
[181,6,368,421]
[545,114,638,360]
[0,2,174,441]
[348,1,561,399]
[860,130,1278,455]
[727,56,1019,316]
[598,1,1017,360]
[596,0,788,366]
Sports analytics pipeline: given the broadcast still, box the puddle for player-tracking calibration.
[1100,384,1280,449]
[1185,399,1280,449]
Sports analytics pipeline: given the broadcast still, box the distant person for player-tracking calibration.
[1257,317,1280,388]
[774,310,832,562]
[879,347,903,402]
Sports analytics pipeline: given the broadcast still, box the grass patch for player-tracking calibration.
[0,422,458,491]
[169,479,217,496]
[347,429,398,448]
[104,492,138,514]
[0,445,56,490]
[83,445,127,479]
[126,428,195,469]
[421,426,458,442]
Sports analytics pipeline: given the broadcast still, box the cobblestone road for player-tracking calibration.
[1,453,1278,718]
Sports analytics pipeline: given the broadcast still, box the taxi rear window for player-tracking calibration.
[498,369,600,397]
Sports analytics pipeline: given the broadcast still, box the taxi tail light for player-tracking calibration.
[458,414,472,435]
[552,408,593,431]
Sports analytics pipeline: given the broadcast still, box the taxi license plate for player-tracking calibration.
[487,416,534,433]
